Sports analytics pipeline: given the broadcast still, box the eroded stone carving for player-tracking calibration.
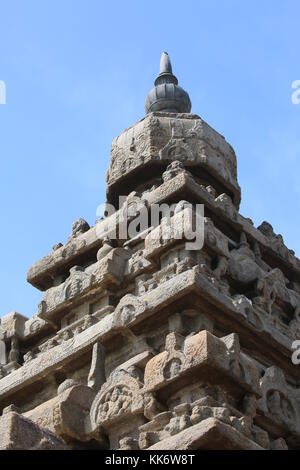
[144,330,260,396]
[89,369,144,432]
[257,367,300,437]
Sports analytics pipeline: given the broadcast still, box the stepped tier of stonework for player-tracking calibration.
[0,54,300,450]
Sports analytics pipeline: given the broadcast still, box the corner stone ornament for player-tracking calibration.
[0,52,299,451]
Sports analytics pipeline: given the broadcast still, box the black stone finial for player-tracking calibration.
[161,52,172,73]
[155,52,178,86]
[145,52,192,115]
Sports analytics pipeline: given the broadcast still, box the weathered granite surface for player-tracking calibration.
[0,53,299,450]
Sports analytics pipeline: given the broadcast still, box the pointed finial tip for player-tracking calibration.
[160,52,172,74]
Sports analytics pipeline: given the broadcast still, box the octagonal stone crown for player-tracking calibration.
[106,112,241,209]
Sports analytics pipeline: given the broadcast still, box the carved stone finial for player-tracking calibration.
[145,52,191,114]
[69,218,90,240]
[96,237,114,261]
[8,337,20,364]
[159,51,173,75]
[257,221,275,238]
[239,232,249,247]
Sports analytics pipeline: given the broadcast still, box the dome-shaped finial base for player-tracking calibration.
[145,52,191,114]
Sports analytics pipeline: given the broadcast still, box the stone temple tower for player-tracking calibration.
[0,53,300,450]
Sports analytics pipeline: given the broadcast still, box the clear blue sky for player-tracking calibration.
[0,0,299,318]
